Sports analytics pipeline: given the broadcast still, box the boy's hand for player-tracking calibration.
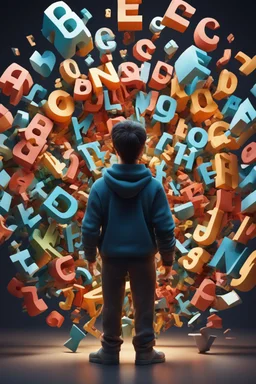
[88,261,97,276]
[158,266,172,280]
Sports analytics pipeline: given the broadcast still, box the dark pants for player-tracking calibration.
[100,256,156,353]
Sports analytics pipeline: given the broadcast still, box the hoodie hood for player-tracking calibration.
[103,164,152,199]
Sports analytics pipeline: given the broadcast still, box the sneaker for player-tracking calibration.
[89,347,119,365]
[135,349,165,365]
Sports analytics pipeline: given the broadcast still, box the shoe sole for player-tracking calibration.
[89,357,119,365]
[135,358,165,365]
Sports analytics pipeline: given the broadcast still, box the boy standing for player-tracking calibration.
[82,120,176,365]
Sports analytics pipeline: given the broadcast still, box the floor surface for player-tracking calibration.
[0,328,256,384]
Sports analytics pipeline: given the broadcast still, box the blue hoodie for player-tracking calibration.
[81,163,176,266]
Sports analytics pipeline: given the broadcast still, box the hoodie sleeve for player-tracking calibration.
[81,184,102,263]
[152,185,176,267]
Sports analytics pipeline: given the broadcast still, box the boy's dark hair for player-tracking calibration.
[111,120,147,164]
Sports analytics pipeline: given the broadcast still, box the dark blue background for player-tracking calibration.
[0,0,255,330]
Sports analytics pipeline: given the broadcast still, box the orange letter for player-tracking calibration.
[231,251,256,292]
[213,69,238,100]
[89,62,120,95]
[59,59,81,84]
[74,79,92,101]
[190,89,218,123]
[117,0,143,31]
[44,90,75,123]
[162,0,196,33]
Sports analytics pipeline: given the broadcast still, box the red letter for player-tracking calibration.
[0,63,33,105]
[194,18,220,52]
